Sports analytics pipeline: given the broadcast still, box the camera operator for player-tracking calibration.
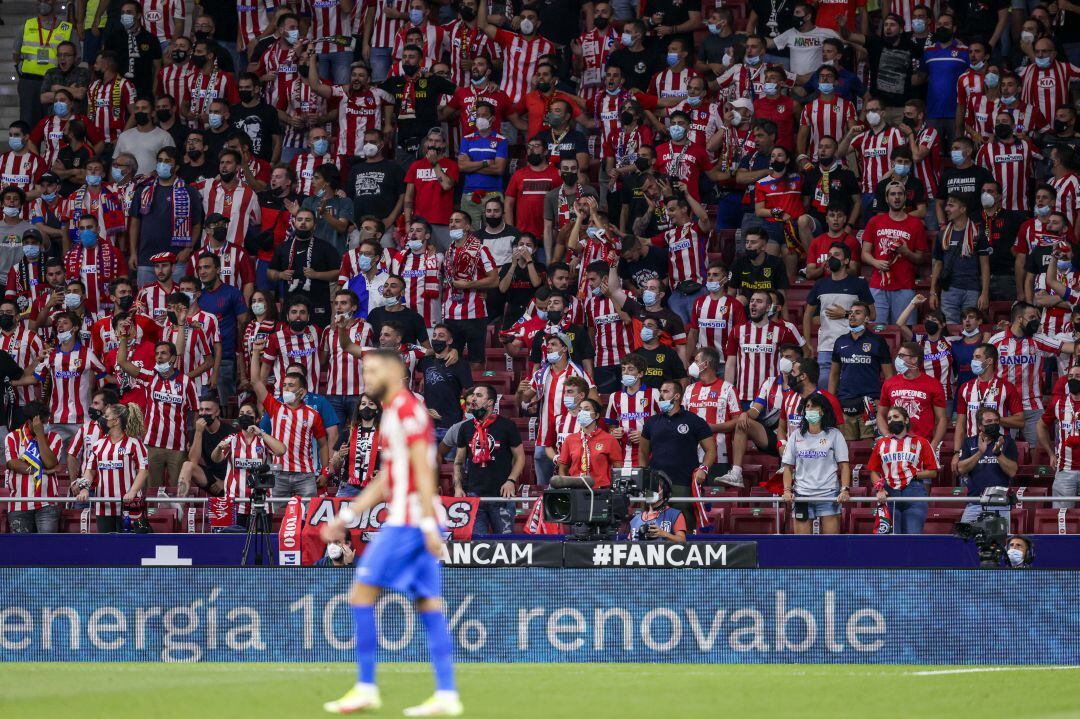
[453,385,524,535]
[315,537,356,567]
[956,407,1018,523]
[628,474,686,542]
[1005,535,1034,569]
[556,398,623,489]
[210,400,287,527]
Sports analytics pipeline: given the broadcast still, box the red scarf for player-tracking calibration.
[470,415,495,465]
[346,424,380,487]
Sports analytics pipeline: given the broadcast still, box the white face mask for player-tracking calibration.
[576,410,594,427]
[687,361,701,379]
[520,18,535,34]
[894,356,909,374]
[57,330,74,344]
[866,111,882,127]
[326,543,343,560]
[251,302,266,316]
[363,142,379,158]
[155,361,172,374]
[777,357,794,374]
[475,116,491,131]
[282,390,298,404]
[1007,547,1025,566]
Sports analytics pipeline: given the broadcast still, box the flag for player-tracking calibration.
[873,501,893,534]
[523,496,561,535]
[19,434,43,489]
[689,480,710,532]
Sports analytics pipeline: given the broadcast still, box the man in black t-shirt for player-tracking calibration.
[268,209,341,327]
[629,316,687,389]
[180,396,236,505]
[229,73,283,162]
[367,275,429,346]
[605,20,661,91]
[730,227,788,297]
[528,293,595,372]
[937,137,994,217]
[346,128,406,229]
[381,47,458,156]
[618,235,669,294]
[419,324,474,433]
[642,0,700,50]
[454,385,524,535]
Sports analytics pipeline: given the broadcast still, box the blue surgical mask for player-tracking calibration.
[590,285,603,297]
[8,136,23,151]
[41,192,56,202]
[763,82,778,96]
[563,394,577,410]
[22,244,40,260]
[984,72,1000,88]
[3,207,19,218]
[285,28,300,44]
[818,82,834,95]
[707,22,721,34]
[64,292,82,308]
[409,8,424,24]
[537,309,548,320]
[383,295,399,306]
[1035,56,1052,69]
[668,125,686,141]
[911,18,926,33]
[586,226,601,239]
[1035,205,1051,218]
[950,149,966,165]
[207,113,223,129]
[706,281,722,293]
[110,166,124,183]
[78,229,97,247]
[621,373,637,387]
[576,410,595,427]
[605,87,621,96]
[1001,94,1017,105]
[546,350,562,364]
[893,163,910,177]
[657,398,674,412]
[849,324,865,334]
[970,61,985,71]
[449,228,465,241]
[640,327,655,343]
[85,174,101,186]
[156,161,173,179]
[970,358,985,376]
[407,239,424,253]
[313,138,329,155]
[1058,259,1073,272]
[357,255,373,271]
[686,95,702,107]
[621,32,633,46]
[745,54,761,66]
[53,101,69,116]
[120,12,136,28]
[642,290,658,306]
[666,52,679,67]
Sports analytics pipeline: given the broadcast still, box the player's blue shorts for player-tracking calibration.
[354,525,441,599]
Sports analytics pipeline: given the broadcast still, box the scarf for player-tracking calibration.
[139,176,191,246]
[470,415,496,465]
[943,218,977,257]
[286,236,316,292]
[16,427,44,489]
[347,424,380,487]
[189,66,220,118]
[444,233,482,284]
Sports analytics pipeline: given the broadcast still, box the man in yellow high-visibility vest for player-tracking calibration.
[13,0,75,128]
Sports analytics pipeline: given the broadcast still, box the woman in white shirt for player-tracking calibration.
[781,393,851,534]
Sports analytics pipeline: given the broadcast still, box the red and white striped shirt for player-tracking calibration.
[670,100,722,154]
[199,180,262,246]
[1049,173,1080,229]
[279,78,327,149]
[223,431,267,510]
[236,0,274,48]
[683,378,741,464]
[30,114,100,169]
[605,385,659,468]
[577,28,618,103]
[752,375,788,425]
[584,294,631,368]
[492,29,554,105]
[0,326,43,406]
[89,313,158,358]
[183,70,239,126]
[320,319,371,395]
[262,325,321,392]
[156,61,194,109]
[302,0,350,54]
[990,327,1061,411]
[723,321,799,402]
[368,0,408,48]
[69,420,104,475]
[662,221,706,286]
[161,322,213,391]
[976,138,1036,212]
[800,95,855,160]
[529,360,594,447]
[87,76,135,143]
[851,126,905,194]
[650,67,698,100]
[442,241,496,320]
[88,435,148,516]
[1020,60,1080,128]
[390,248,443,327]
[330,85,393,157]
[4,428,63,512]
[392,21,442,62]
[0,151,44,193]
[441,19,491,86]
[379,389,439,527]
[957,375,1023,438]
[136,280,175,325]
[243,319,281,381]
[716,62,767,102]
[255,40,300,110]
[956,69,985,111]
[289,151,321,195]
[187,242,256,291]
[136,366,198,451]
[866,434,938,490]
[920,335,955,400]
[63,243,123,315]
[142,0,186,44]
[688,293,746,358]
[35,344,105,423]
[912,125,941,197]
[263,394,326,473]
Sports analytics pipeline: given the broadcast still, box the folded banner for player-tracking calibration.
[562,541,758,568]
[442,541,563,567]
[301,496,480,565]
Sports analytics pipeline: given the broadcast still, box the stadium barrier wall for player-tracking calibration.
[2,567,1079,663]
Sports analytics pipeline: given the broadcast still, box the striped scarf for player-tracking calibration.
[139,176,191,246]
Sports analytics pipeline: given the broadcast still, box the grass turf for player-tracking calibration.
[2,663,1079,719]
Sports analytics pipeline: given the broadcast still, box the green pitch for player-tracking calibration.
[3,663,1079,719]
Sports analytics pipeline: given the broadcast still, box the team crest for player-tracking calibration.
[594,443,604,451]
[862,343,871,352]
[656,353,664,362]
[677,424,689,434]
[763,267,772,277]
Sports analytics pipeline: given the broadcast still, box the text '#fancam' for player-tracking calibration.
[2,568,1079,664]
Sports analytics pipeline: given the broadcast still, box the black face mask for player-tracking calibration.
[237,414,255,429]
[155,109,172,123]
[1023,318,1040,337]
[134,111,151,126]
[238,90,255,104]
[535,81,552,93]
[97,417,110,433]
[818,155,834,167]
[934,27,953,43]
[593,16,609,29]
[294,228,313,240]
[634,157,650,172]
[770,160,787,173]
[471,407,488,421]
[994,123,1012,140]
[117,295,134,311]
[219,170,237,183]
[430,339,448,353]
[620,112,634,126]
[190,54,208,69]
[88,407,102,421]
[289,320,307,333]
[526,152,545,166]
[887,420,906,435]
[924,320,940,336]
[188,149,203,161]
[826,257,843,273]
[198,413,214,423]
[459,6,476,21]
[484,214,502,227]
[902,116,917,129]
[786,373,802,390]
[402,63,419,76]
[561,171,577,186]
[357,406,377,422]
[0,315,14,331]
[171,50,188,64]
[1054,119,1072,134]
[166,311,178,325]
[1069,379,1080,395]
[194,31,211,42]
[547,310,563,324]
[211,226,227,242]
[982,423,1000,439]
[745,248,760,261]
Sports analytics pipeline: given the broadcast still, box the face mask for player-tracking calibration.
[324,542,344,561]
[0,315,15,331]
[282,390,298,404]
[116,295,134,312]
[363,142,379,158]
[730,110,743,126]
[155,361,172,374]
[589,285,603,298]
[207,113,224,129]
[984,72,1000,88]
[425,338,448,355]
[404,238,425,254]
[866,111,882,126]
[621,32,633,46]
[402,63,419,77]
[763,82,778,96]
[562,395,577,410]
[804,410,823,424]
[707,22,721,34]
[621,374,637,387]
[188,149,203,161]
[8,135,25,152]
[827,257,843,273]
[408,8,424,24]
[887,420,906,435]
[994,124,1012,140]
[1055,120,1072,134]
[57,330,74,344]
[526,152,546,167]
[770,159,787,173]
[687,361,701,379]
[934,27,952,43]
[962,327,981,338]
[848,322,865,334]
[1000,94,1017,106]
[382,295,399,306]
[474,116,491,132]
[593,16,609,29]
[577,410,595,427]
[970,60,985,71]
[1069,378,1080,395]
[289,320,307,333]
[85,174,101,187]
[546,350,562,364]
[634,157,650,172]
[449,228,465,241]
[745,248,760,261]
[893,163,910,177]
[459,5,476,21]
[950,149,966,165]
[238,90,255,104]
[894,356,909,374]
[639,327,655,343]
[668,125,687,142]
[22,244,40,260]
[1058,259,1073,273]
[818,82,834,95]
[279,27,299,44]
[1020,30,1036,44]
[520,18,535,34]
[167,311,178,325]
[911,18,927,33]
[745,54,761,66]
[120,13,136,28]
[1007,548,1025,566]
[1023,319,1040,337]
[642,290,658,306]
[2,206,19,218]
[686,95,702,107]
[924,320,940,336]
[357,255,373,272]
[484,214,503,229]
[1035,56,1052,69]
[970,359,986,376]
[109,166,125,183]
[97,416,110,433]
[251,302,266,316]
[657,398,674,413]
[294,227,313,240]
[1030,204,1051,220]
[78,229,97,247]
[561,171,578,186]
[706,280,722,293]
[547,310,562,324]
[357,406,378,422]
[153,161,174,179]
[53,101,68,116]
[666,53,680,68]
[42,192,56,202]
[190,53,209,69]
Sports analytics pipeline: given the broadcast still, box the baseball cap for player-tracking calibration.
[150,251,178,264]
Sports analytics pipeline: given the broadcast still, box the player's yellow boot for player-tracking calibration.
[402,692,464,717]
[323,683,383,714]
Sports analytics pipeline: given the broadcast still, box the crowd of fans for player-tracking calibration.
[0,0,1079,537]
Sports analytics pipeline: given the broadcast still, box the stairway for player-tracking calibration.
[0,1,63,142]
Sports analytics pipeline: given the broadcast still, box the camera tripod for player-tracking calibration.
[242,489,275,565]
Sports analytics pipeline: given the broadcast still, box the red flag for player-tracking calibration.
[523,496,562,535]
[207,496,234,530]
[689,480,710,532]
[873,501,893,534]
[277,496,304,564]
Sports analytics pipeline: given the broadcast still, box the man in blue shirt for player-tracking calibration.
[457,101,509,228]
[828,301,895,440]
[799,38,865,102]
[921,16,969,148]
[195,252,248,407]
[956,407,1017,523]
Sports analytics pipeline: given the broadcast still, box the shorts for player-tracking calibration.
[444,318,487,364]
[791,500,841,520]
[354,525,441,600]
[760,421,780,456]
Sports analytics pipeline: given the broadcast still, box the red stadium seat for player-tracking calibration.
[922,508,965,535]
[1012,485,1048,510]
[930,486,967,508]
[1010,509,1032,534]
[477,370,514,396]
[726,507,785,534]
[1032,508,1080,534]
[60,508,92,533]
[146,509,179,533]
[845,507,878,534]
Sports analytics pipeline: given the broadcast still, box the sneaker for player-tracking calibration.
[323,684,382,714]
[403,693,464,717]
[716,467,744,488]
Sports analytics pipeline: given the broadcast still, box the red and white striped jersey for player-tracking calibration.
[752,374,788,426]
[492,28,554,105]
[1019,60,1080,128]
[5,260,50,312]
[912,124,941,197]
[956,69,985,111]
[236,0,274,48]
[69,419,104,475]
[186,309,221,347]
[552,410,580,453]
[255,40,299,110]
[30,114,100,169]
[88,435,148,516]
[289,151,321,195]
[441,19,492,86]
[34,344,105,423]
[605,385,659,468]
[161,322,213,391]
[330,85,393,157]
[1043,394,1080,471]
[650,67,698,100]
[887,0,919,30]
[4,428,63,512]
[688,293,747,358]
[989,327,1061,411]
[262,325,321,392]
[156,61,194,109]
[183,70,239,126]
[976,138,1036,212]
[0,151,44,193]
[223,431,266,508]
[0,326,43,406]
[663,221,706,285]
[682,378,741,464]
[1033,271,1075,342]
[199,180,262,246]
[851,126,905,194]
[379,388,440,527]
[187,242,256,291]
[529,360,594,447]
[723,321,799,402]
[957,375,1023,438]
[442,242,496,320]
[243,319,282,381]
[87,76,135,143]
[964,93,997,139]
[367,0,409,48]
[1049,172,1080,228]
[799,95,855,160]
[920,335,955,400]
[866,434,938,490]
[302,0,350,54]
[389,248,443,327]
[715,63,767,102]
[320,319,371,395]
[89,313,158,359]
[135,366,198,450]
[668,100,722,154]
[584,294,631,368]
[263,394,326,473]
[577,27,618,102]
[279,79,327,150]
[392,21,442,62]
[136,280,175,325]
[142,0,186,44]
[63,243,123,315]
